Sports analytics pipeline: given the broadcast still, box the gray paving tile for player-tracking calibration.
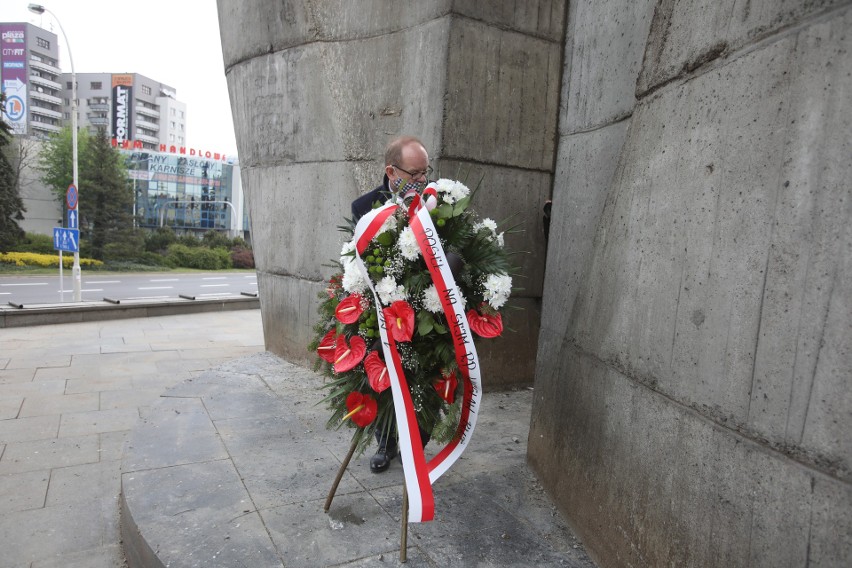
[3,354,71,370]
[0,395,22,419]
[58,408,140,437]
[0,469,49,513]
[30,544,125,568]
[0,366,36,383]
[99,430,130,462]
[18,392,99,417]
[0,357,9,369]
[0,414,59,444]
[47,460,121,507]
[122,401,228,473]
[0,379,66,396]
[0,499,107,566]
[122,459,282,567]
[0,434,100,474]
[99,387,164,410]
[262,492,401,568]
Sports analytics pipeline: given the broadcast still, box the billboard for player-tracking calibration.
[111,74,133,145]
[1,24,28,135]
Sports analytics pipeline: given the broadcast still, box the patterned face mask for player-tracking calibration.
[391,177,428,194]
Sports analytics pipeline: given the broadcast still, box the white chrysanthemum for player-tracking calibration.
[341,259,367,293]
[376,276,407,305]
[340,239,356,257]
[475,218,498,234]
[377,214,397,237]
[434,178,470,204]
[422,285,443,313]
[496,232,505,247]
[397,226,420,261]
[482,273,512,310]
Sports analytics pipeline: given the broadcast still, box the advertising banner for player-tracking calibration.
[111,74,133,145]
[1,24,29,135]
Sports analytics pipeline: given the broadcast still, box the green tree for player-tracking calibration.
[0,92,26,252]
[81,128,138,260]
[37,124,90,203]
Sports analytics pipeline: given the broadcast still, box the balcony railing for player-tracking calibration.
[88,116,109,126]
[135,118,160,131]
[30,105,63,120]
[136,104,160,118]
[29,58,61,75]
[135,131,160,144]
[30,90,63,106]
[29,74,62,91]
[31,121,62,134]
[88,102,109,112]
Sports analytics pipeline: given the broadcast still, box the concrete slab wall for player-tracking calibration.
[218,0,564,384]
[531,0,852,565]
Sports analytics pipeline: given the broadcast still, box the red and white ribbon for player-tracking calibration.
[351,195,482,523]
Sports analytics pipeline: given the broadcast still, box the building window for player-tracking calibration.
[37,37,50,49]
[142,85,152,95]
[171,108,176,116]
[90,81,102,90]
[179,111,184,118]
[66,81,73,89]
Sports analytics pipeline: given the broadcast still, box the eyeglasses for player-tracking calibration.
[392,164,433,181]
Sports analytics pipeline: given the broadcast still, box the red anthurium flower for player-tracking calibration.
[364,351,390,393]
[384,300,415,342]
[466,307,503,338]
[334,334,366,373]
[343,392,378,427]
[316,329,338,363]
[335,294,364,324]
[434,372,458,404]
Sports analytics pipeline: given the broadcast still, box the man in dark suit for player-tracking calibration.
[352,136,432,220]
[352,135,432,473]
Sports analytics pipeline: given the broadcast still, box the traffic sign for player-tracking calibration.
[53,227,79,253]
[67,209,78,229]
[66,184,78,210]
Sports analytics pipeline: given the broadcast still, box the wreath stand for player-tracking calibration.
[324,433,410,563]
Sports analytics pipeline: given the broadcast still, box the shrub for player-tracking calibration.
[176,234,201,248]
[230,246,255,269]
[165,244,232,270]
[144,228,178,253]
[15,233,55,254]
[0,251,103,268]
[201,230,233,250]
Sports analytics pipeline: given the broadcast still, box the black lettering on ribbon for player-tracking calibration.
[442,286,457,305]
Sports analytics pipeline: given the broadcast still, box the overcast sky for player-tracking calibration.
[1,0,238,157]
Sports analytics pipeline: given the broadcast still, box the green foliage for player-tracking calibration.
[37,125,91,203]
[82,128,135,260]
[13,232,53,254]
[144,227,178,253]
[0,93,25,252]
[165,243,233,270]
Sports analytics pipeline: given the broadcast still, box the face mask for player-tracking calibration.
[391,177,428,194]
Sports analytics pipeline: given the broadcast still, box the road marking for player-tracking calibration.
[80,289,104,292]
[149,278,179,282]
[138,286,174,290]
[1,282,48,286]
[244,275,257,278]
[86,280,120,284]
[0,292,10,295]
[201,284,230,288]
[202,277,227,280]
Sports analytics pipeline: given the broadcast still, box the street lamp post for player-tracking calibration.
[29,3,81,302]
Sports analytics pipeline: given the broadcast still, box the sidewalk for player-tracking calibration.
[1,310,596,567]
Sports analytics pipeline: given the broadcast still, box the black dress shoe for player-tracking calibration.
[370,446,398,473]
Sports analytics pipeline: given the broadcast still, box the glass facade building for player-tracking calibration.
[123,149,247,239]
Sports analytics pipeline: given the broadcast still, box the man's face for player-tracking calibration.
[386,143,430,192]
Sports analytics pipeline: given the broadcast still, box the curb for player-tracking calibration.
[0,295,259,328]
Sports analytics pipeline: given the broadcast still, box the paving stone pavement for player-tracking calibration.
[0,310,265,567]
[1,309,597,567]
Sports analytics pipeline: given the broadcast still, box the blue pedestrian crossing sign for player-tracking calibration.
[67,209,78,229]
[53,227,79,253]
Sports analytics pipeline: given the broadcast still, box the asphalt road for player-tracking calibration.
[0,271,258,306]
